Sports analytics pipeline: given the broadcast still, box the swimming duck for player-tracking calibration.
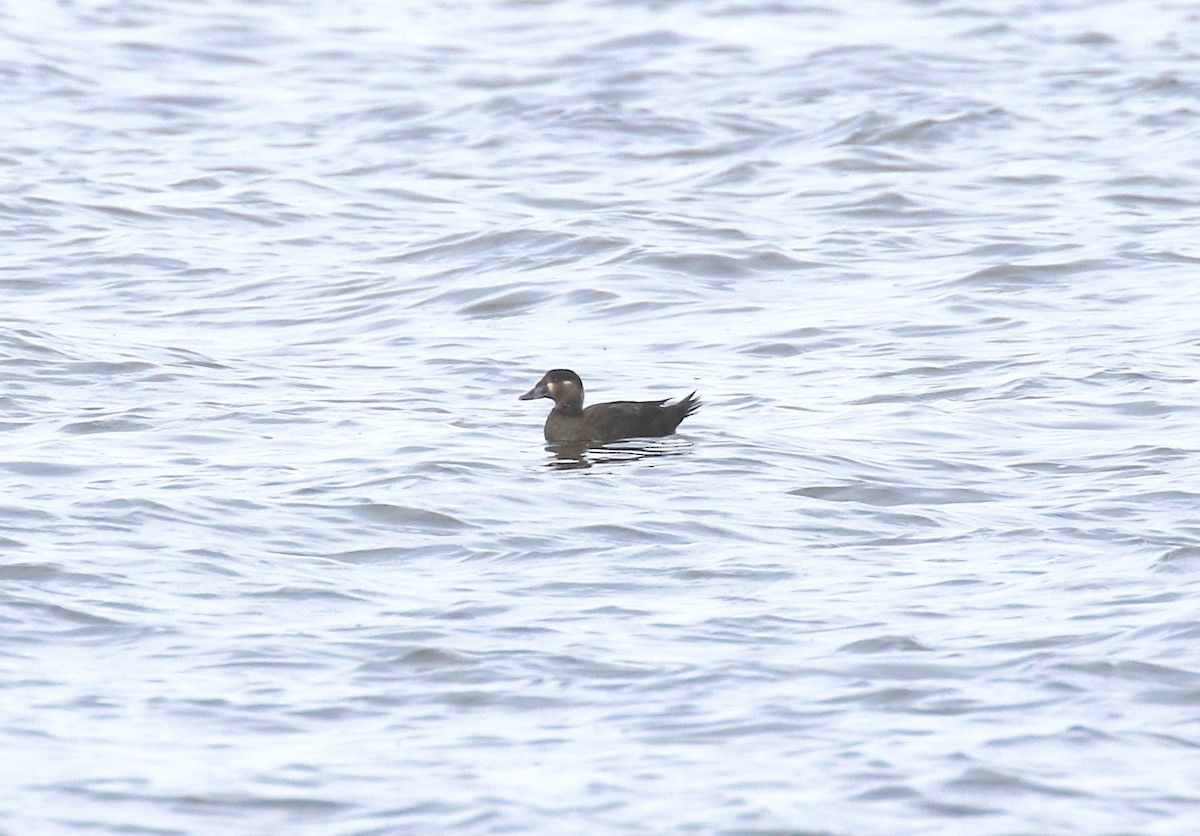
[519,369,700,443]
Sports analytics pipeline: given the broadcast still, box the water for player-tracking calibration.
[4,0,1200,832]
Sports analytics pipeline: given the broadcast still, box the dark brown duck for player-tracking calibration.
[519,369,700,443]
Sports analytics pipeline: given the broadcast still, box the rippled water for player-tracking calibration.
[4,0,1200,832]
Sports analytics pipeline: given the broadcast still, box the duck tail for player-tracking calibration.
[680,391,701,419]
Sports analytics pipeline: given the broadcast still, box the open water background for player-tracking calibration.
[3,0,1200,832]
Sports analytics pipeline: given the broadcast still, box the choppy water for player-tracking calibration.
[4,0,1200,832]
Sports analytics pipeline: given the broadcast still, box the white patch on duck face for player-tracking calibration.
[555,379,580,398]
[546,378,579,403]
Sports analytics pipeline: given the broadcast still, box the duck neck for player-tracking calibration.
[554,396,583,417]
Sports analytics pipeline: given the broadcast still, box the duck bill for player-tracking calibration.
[519,381,549,401]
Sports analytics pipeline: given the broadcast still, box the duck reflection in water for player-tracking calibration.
[544,436,694,470]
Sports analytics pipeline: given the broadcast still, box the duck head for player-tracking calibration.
[519,368,584,414]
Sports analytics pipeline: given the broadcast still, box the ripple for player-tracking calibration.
[352,504,473,532]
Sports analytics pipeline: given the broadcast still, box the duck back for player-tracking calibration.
[545,392,700,443]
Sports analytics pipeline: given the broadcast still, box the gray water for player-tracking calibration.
[4,0,1200,832]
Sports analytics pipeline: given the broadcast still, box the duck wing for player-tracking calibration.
[582,393,700,442]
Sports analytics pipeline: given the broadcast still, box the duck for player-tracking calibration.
[519,368,700,443]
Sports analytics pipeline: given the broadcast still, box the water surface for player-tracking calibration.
[3,0,1200,832]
